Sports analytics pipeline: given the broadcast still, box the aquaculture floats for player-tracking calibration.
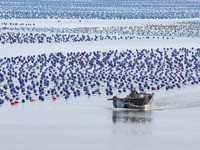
[2,0,200,19]
[0,47,200,105]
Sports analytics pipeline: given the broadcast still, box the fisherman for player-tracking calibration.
[128,88,138,98]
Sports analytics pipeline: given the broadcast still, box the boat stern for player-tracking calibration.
[113,99,125,108]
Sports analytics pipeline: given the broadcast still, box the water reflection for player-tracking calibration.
[112,109,153,135]
[112,109,152,124]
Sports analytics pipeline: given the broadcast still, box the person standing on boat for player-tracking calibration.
[128,88,138,98]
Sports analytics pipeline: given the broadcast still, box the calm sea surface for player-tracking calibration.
[0,83,200,150]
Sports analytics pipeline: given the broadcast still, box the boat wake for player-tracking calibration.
[152,96,200,110]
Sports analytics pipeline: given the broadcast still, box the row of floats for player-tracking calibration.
[0,47,200,105]
[1,21,200,38]
[0,32,175,44]
[1,0,200,19]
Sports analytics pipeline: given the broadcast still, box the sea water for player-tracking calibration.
[0,19,200,150]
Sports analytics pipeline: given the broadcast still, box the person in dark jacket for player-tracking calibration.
[128,88,138,98]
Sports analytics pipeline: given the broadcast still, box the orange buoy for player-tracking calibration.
[11,101,15,105]
[52,95,57,99]
[15,100,19,103]
[180,78,183,81]
[185,82,187,85]
[83,57,87,62]
[30,98,35,101]
[177,66,179,69]
[153,87,157,90]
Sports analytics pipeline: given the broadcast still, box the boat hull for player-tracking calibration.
[113,93,154,109]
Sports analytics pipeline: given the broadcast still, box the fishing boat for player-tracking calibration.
[108,92,155,109]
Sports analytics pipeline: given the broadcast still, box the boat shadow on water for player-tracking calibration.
[112,109,153,135]
[112,109,152,124]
